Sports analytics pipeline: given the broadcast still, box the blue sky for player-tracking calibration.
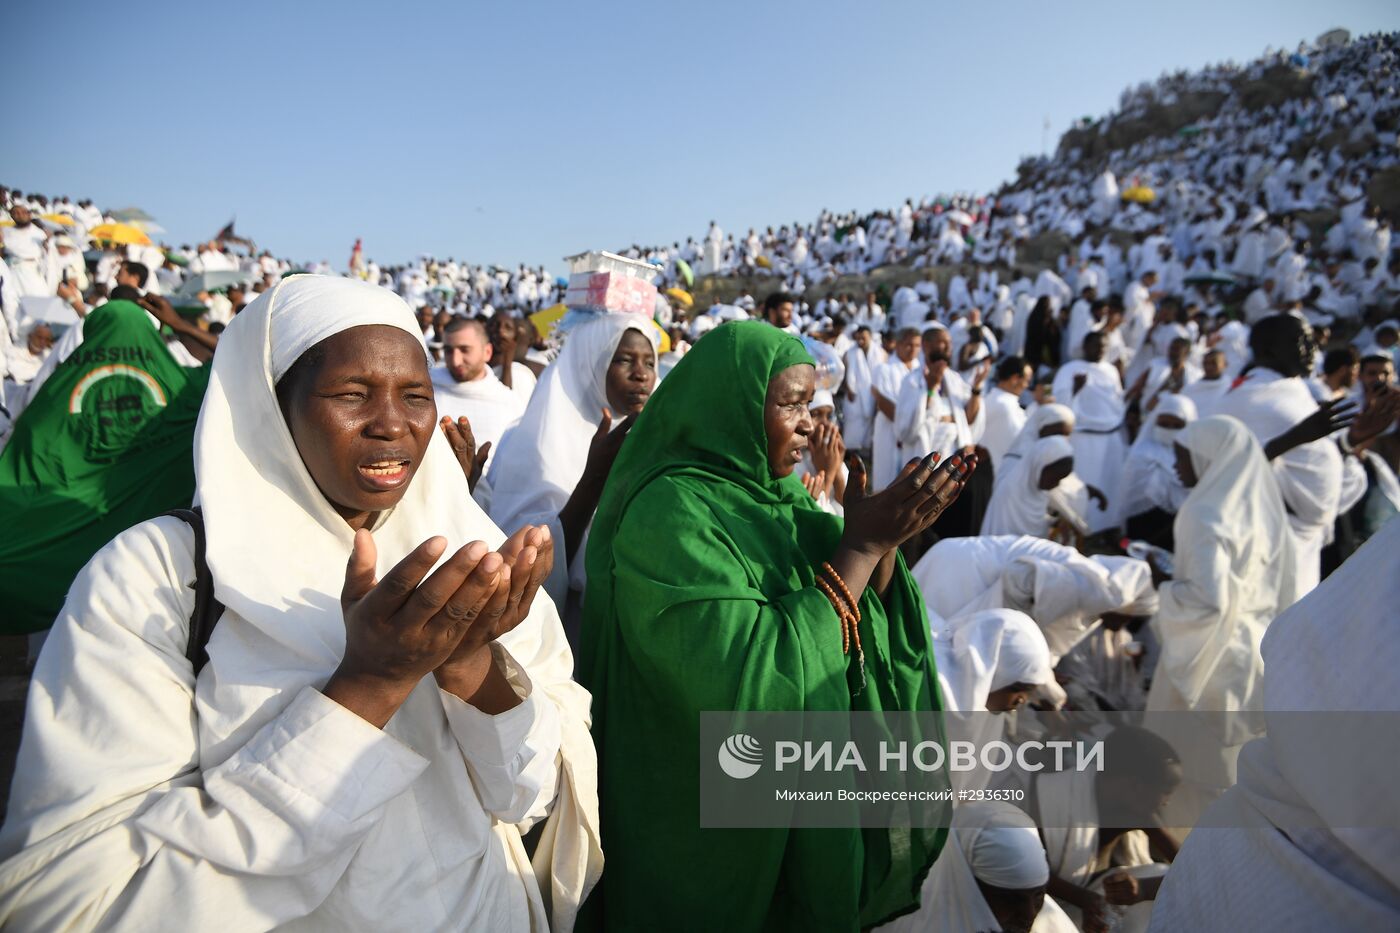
[7,0,1397,272]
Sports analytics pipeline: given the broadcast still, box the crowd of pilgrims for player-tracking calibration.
[0,30,1398,933]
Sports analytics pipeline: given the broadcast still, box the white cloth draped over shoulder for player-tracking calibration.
[1212,366,1365,593]
[1145,416,1298,827]
[0,276,602,932]
[840,343,877,450]
[430,364,527,473]
[996,403,1075,486]
[982,436,1075,537]
[1148,516,1400,931]
[487,313,659,607]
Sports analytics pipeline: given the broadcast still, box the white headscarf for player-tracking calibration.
[998,403,1075,481]
[880,801,1050,933]
[1157,415,1296,710]
[193,275,602,925]
[487,313,659,603]
[981,435,1074,537]
[932,609,1053,713]
[1121,393,1198,519]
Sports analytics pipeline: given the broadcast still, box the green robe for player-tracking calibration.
[580,321,946,931]
[0,301,208,633]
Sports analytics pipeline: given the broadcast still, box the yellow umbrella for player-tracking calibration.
[651,319,671,354]
[1120,186,1156,204]
[665,287,693,308]
[755,255,772,269]
[88,222,153,246]
[528,302,568,340]
[1,214,76,227]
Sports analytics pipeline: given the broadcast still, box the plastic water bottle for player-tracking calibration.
[802,337,846,391]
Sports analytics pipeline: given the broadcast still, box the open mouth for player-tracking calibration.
[357,457,412,488]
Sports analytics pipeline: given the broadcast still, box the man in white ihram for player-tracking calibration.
[432,318,526,475]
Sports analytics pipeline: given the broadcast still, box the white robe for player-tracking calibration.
[1145,416,1298,829]
[430,365,526,472]
[1148,517,1400,932]
[893,366,984,466]
[1065,381,1128,534]
[871,357,916,490]
[488,315,658,607]
[0,276,602,932]
[1211,368,1365,593]
[980,386,1027,472]
[840,344,877,450]
[982,436,1076,538]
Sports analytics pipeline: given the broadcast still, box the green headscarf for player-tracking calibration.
[0,301,208,632]
[580,321,946,931]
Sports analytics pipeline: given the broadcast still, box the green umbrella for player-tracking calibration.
[675,258,694,287]
[164,251,190,267]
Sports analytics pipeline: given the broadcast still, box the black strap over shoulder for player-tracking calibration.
[165,507,225,675]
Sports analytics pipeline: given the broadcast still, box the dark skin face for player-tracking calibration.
[1083,332,1106,363]
[1156,414,1187,431]
[1168,337,1190,367]
[488,314,519,364]
[604,329,658,416]
[1255,317,1314,378]
[1038,457,1073,490]
[1173,442,1198,487]
[986,680,1036,712]
[977,882,1046,933]
[1202,351,1225,379]
[764,364,816,478]
[280,326,437,531]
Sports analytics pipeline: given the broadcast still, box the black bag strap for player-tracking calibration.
[164,507,225,675]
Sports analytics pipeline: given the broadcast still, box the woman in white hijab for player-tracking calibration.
[926,608,1054,797]
[1148,516,1400,931]
[879,800,1076,933]
[0,276,602,932]
[487,313,660,611]
[1144,415,1298,831]
[981,436,1076,538]
[1121,394,1198,546]
[996,403,1075,483]
[932,609,1055,715]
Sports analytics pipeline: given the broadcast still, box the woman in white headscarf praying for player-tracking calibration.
[1144,414,1298,832]
[1121,393,1198,548]
[981,436,1077,538]
[0,276,602,932]
[487,312,660,621]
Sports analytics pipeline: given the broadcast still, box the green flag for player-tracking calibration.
[0,300,208,633]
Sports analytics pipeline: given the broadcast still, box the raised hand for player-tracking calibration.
[809,421,846,480]
[1349,386,1400,447]
[440,415,490,491]
[1085,483,1108,511]
[1268,397,1357,459]
[841,450,976,559]
[581,408,637,488]
[801,469,827,500]
[325,529,505,727]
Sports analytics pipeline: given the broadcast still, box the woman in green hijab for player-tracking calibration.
[580,320,976,930]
